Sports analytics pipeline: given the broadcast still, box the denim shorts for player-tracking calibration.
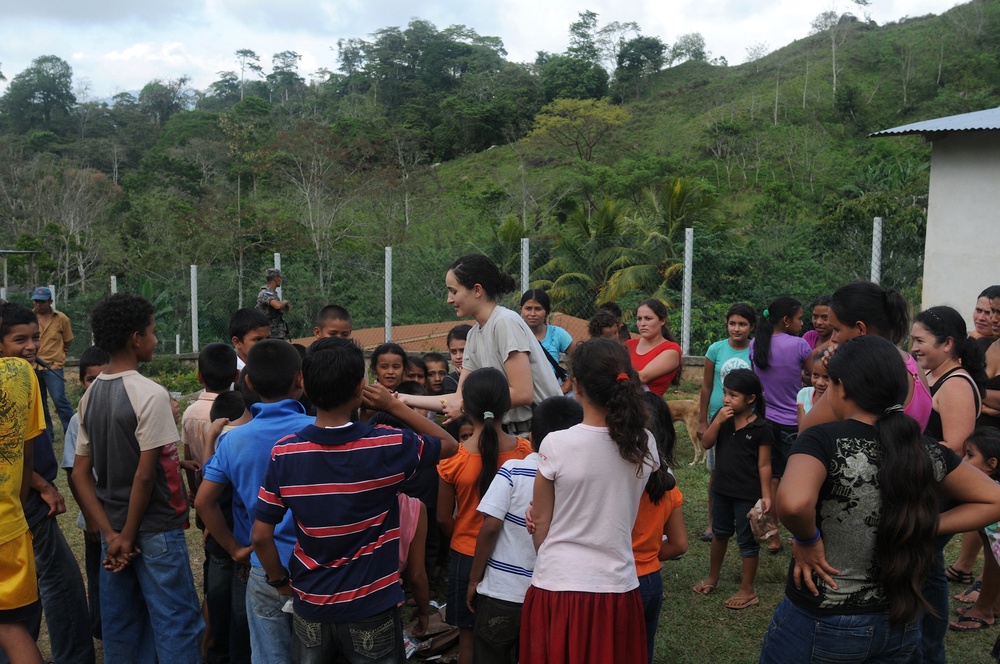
[473,595,522,664]
[710,491,759,557]
[768,421,798,479]
[446,551,475,628]
[759,597,919,663]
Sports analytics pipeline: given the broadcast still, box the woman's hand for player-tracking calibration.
[791,537,840,596]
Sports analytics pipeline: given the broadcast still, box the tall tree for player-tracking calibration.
[668,33,709,65]
[235,49,264,101]
[527,98,629,163]
[1,55,76,133]
[613,36,666,101]
[267,51,304,103]
[568,10,601,64]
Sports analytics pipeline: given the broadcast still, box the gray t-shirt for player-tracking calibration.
[463,306,562,424]
[78,371,188,532]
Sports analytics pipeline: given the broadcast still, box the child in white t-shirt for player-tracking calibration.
[796,348,831,429]
[466,397,583,663]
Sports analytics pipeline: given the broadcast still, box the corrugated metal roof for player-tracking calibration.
[870,106,1000,137]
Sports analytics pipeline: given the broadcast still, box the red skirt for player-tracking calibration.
[519,585,647,664]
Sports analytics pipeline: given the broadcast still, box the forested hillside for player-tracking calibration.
[1,1,998,351]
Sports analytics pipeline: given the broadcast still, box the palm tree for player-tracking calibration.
[531,198,633,317]
[603,176,722,304]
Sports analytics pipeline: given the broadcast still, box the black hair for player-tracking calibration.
[914,306,987,395]
[722,368,767,419]
[90,293,155,354]
[229,308,269,341]
[811,294,833,309]
[407,356,427,376]
[395,380,426,396]
[447,324,472,347]
[979,286,1000,300]
[752,297,802,370]
[530,396,584,452]
[198,343,238,392]
[0,303,38,340]
[598,301,623,319]
[520,289,552,315]
[316,304,351,327]
[245,339,302,400]
[78,346,111,382]
[237,367,260,409]
[643,393,677,503]
[826,335,938,625]
[571,339,652,474]
[448,254,517,300]
[444,414,473,440]
[588,310,619,338]
[829,281,909,345]
[423,351,448,367]
[726,302,757,331]
[462,367,511,498]
[370,343,408,375]
[967,427,1000,481]
[210,390,246,422]
[302,336,365,410]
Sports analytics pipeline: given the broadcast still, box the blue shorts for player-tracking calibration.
[710,491,759,557]
[446,551,475,628]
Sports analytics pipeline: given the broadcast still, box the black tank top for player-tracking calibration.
[923,367,982,442]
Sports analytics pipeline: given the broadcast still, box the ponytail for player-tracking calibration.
[830,281,909,344]
[827,335,938,624]
[753,297,801,370]
[461,367,511,497]
[571,339,652,474]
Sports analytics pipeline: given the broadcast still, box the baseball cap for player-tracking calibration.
[31,286,52,301]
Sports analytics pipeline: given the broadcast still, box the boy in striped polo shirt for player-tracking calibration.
[465,396,583,664]
[251,337,457,663]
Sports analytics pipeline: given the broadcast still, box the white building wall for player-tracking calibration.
[922,131,1000,328]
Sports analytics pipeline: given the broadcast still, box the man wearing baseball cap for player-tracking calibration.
[31,287,74,434]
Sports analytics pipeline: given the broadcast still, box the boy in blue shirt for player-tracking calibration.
[252,337,458,663]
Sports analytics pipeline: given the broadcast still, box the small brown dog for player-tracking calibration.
[666,398,704,465]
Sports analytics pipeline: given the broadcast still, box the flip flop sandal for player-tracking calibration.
[949,616,994,632]
[955,579,982,604]
[724,595,759,610]
[693,581,716,595]
[945,565,976,585]
[699,531,714,542]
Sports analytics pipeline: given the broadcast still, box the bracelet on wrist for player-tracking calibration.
[793,529,821,546]
[265,571,290,588]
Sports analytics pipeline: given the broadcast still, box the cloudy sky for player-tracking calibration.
[0,0,961,99]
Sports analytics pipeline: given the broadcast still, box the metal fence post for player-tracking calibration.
[191,264,199,352]
[385,247,393,343]
[274,252,282,301]
[110,276,117,294]
[682,227,694,356]
[870,217,883,284]
[521,237,530,294]
[48,284,57,308]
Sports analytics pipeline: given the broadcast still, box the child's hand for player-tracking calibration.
[466,581,478,614]
[696,422,708,439]
[39,483,66,517]
[231,546,253,564]
[179,459,201,473]
[362,382,398,412]
[760,497,772,514]
[412,611,429,637]
[525,501,536,535]
[718,406,735,421]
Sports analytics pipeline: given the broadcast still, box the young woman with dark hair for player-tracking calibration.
[626,299,682,397]
[801,281,933,432]
[523,339,659,664]
[759,335,1000,662]
[520,288,577,394]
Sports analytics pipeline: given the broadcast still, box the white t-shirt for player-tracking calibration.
[476,453,539,603]
[531,424,659,593]
[463,306,562,425]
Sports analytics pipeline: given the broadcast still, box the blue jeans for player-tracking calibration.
[472,595,522,664]
[206,544,251,664]
[247,566,293,664]
[100,529,203,664]
[911,539,949,664]
[637,572,663,664]
[0,515,94,664]
[292,607,405,664]
[40,368,73,434]
[759,597,919,663]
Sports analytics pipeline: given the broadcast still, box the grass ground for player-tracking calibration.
[39,382,1000,663]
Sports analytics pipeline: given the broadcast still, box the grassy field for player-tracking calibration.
[39,381,1000,663]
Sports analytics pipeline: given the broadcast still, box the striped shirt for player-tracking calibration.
[255,422,441,622]
[475,453,539,603]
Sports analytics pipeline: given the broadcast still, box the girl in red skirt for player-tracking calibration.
[522,338,660,664]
